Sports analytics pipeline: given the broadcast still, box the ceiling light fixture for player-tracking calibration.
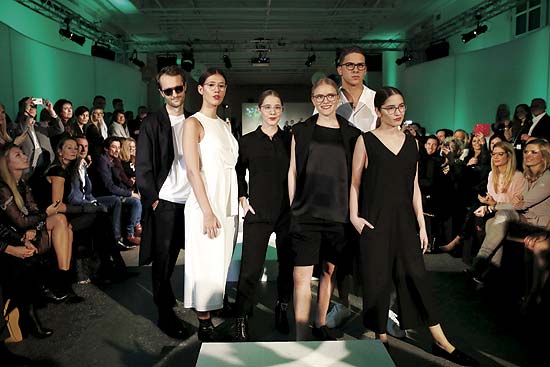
[461,14,488,43]
[129,50,145,68]
[223,49,232,69]
[305,53,316,67]
[181,46,195,72]
[251,51,270,67]
[91,42,115,61]
[59,18,85,46]
[395,50,413,65]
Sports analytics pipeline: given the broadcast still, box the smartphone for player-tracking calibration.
[31,98,43,105]
[473,123,490,137]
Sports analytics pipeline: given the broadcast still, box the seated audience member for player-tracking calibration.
[469,139,550,286]
[0,223,53,339]
[70,136,126,249]
[51,99,73,148]
[68,106,90,137]
[119,138,137,190]
[492,103,512,140]
[441,142,526,252]
[524,98,550,142]
[453,129,469,160]
[108,110,130,138]
[90,137,141,246]
[436,128,453,146]
[1,102,27,149]
[92,95,107,111]
[8,97,63,178]
[87,107,108,159]
[0,143,76,302]
[45,136,127,283]
[128,106,148,140]
[511,104,532,146]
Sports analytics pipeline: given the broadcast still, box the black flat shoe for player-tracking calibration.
[158,317,191,340]
[41,286,68,304]
[312,325,337,341]
[432,344,479,366]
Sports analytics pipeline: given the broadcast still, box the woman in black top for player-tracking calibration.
[45,136,127,284]
[234,90,293,341]
[288,78,360,341]
[350,87,478,366]
[0,143,73,301]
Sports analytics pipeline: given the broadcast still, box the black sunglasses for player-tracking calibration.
[161,85,184,96]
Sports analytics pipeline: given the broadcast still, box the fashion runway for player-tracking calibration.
[9,249,528,366]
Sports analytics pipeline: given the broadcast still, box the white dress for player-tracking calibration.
[184,112,239,311]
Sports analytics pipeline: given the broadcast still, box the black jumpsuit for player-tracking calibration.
[359,132,439,334]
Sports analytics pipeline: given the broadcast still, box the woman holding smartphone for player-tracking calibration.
[183,68,238,342]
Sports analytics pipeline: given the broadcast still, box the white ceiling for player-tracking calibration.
[50,0,487,84]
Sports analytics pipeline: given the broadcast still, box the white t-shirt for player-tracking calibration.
[158,113,190,203]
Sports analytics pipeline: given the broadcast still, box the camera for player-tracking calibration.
[31,98,43,105]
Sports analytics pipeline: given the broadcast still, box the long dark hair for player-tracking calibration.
[54,135,80,181]
[374,86,404,128]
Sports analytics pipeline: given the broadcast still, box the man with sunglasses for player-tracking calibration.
[136,65,193,339]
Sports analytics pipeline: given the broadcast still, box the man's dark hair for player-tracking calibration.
[531,98,547,112]
[93,95,106,102]
[336,46,366,66]
[436,128,453,138]
[103,136,120,150]
[156,65,186,89]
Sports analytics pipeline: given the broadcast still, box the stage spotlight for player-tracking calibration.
[129,50,145,68]
[395,53,413,66]
[223,52,232,69]
[181,48,195,72]
[91,43,115,61]
[59,27,85,46]
[305,54,316,67]
[474,24,488,35]
[462,14,488,43]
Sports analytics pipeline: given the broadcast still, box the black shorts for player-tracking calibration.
[290,222,347,266]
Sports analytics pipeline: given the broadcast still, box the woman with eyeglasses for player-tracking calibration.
[469,139,550,287]
[288,78,360,341]
[350,87,479,366]
[182,68,238,342]
[233,90,293,341]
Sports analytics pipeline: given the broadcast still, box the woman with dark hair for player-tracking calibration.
[493,103,511,139]
[183,68,238,342]
[109,110,130,138]
[51,98,73,150]
[0,143,74,302]
[288,78,360,341]
[234,90,293,341]
[69,106,90,137]
[511,103,533,168]
[350,86,478,366]
[45,136,127,285]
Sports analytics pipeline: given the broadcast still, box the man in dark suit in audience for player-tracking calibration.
[136,65,192,340]
[523,98,550,141]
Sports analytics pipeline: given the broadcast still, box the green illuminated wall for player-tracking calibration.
[399,26,550,134]
[0,1,146,117]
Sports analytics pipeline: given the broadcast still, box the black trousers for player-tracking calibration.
[236,216,294,316]
[152,200,185,314]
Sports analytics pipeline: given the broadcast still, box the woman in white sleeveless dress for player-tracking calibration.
[182,68,238,342]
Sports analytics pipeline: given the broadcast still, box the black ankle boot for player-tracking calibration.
[20,304,53,339]
[198,318,231,342]
[235,316,249,342]
[274,301,289,334]
[59,270,84,304]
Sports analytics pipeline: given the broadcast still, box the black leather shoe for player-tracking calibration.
[235,317,249,342]
[64,288,85,304]
[432,344,479,366]
[274,301,290,334]
[158,316,190,340]
[20,305,53,339]
[312,325,337,341]
[41,286,68,304]
[198,319,232,342]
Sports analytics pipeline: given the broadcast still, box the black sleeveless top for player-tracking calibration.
[292,125,348,223]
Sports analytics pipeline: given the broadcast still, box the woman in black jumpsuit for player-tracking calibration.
[349,87,478,366]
